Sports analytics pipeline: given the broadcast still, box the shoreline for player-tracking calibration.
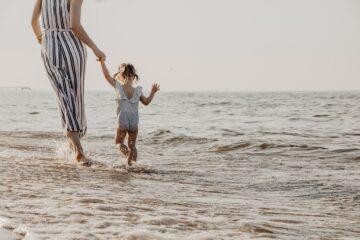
[0,227,18,240]
[0,216,24,240]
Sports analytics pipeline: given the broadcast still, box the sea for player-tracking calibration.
[0,90,359,240]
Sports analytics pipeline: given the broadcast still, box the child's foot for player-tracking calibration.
[127,158,132,167]
[118,144,129,157]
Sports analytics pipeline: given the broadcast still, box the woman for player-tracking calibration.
[31,0,105,164]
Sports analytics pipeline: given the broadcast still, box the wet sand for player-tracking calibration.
[0,228,17,240]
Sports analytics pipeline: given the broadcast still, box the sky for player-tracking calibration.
[0,0,359,91]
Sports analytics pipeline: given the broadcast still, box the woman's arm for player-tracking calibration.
[70,0,106,61]
[31,0,43,44]
[140,84,160,106]
[99,61,116,88]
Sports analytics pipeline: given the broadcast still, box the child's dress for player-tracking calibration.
[115,81,143,130]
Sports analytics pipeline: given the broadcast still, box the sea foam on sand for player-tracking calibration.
[0,216,34,240]
[122,230,166,240]
[0,217,18,240]
[122,230,215,240]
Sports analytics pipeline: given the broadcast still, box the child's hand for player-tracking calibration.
[151,84,160,94]
[93,47,106,62]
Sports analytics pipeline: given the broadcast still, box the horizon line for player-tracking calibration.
[0,87,359,93]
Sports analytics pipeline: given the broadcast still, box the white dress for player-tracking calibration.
[115,81,143,130]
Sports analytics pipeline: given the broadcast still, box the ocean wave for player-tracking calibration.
[148,129,216,145]
[122,229,216,240]
[331,148,360,153]
[210,142,252,152]
[122,230,167,240]
[164,136,214,145]
[259,131,315,138]
[0,131,61,139]
[111,164,198,176]
[196,101,232,107]
[29,111,40,115]
[259,143,327,151]
[290,115,332,121]
[238,223,275,234]
[312,114,331,118]
[152,129,172,137]
[344,133,360,136]
[222,129,244,137]
[0,142,54,153]
[87,134,114,140]
[288,117,311,121]
[211,142,327,153]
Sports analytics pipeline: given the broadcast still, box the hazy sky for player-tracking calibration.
[0,0,359,91]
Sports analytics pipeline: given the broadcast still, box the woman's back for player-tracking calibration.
[41,0,70,30]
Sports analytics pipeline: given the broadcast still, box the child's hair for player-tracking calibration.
[113,63,139,82]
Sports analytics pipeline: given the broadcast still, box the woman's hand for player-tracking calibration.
[36,34,43,45]
[151,84,160,94]
[93,47,106,62]
[31,0,43,45]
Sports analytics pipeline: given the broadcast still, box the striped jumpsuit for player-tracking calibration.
[41,0,87,137]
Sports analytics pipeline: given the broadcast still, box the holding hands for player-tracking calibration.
[97,55,160,105]
[93,47,106,62]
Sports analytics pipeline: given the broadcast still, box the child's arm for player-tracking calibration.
[99,60,116,88]
[140,84,160,106]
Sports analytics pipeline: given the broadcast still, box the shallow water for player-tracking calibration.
[0,90,359,240]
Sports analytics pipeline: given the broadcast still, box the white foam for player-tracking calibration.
[0,216,12,228]
[0,217,35,240]
[122,230,169,240]
[55,142,73,162]
[187,233,216,240]
[13,224,29,237]
[0,149,29,159]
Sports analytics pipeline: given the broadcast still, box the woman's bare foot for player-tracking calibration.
[75,151,92,167]
[66,131,90,165]
[76,151,85,161]
[68,140,75,152]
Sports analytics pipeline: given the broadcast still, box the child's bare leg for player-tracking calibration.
[127,129,138,166]
[115,127,129,157]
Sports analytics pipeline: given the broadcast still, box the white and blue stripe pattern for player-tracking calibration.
[40,0,87,136]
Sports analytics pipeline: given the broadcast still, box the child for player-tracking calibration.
[99,60,160,166]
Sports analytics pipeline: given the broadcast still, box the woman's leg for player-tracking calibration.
[115,127,129,157]
[127,129,138,166]
[68,139,74,151]
[66,131,85,162]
